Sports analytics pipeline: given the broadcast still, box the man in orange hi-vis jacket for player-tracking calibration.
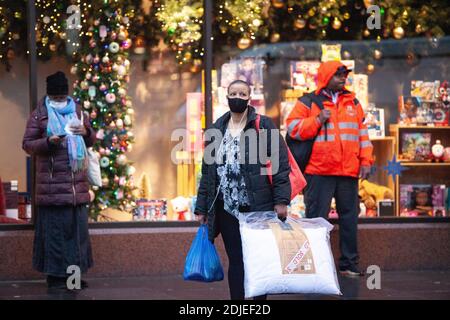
[286,60,374,277]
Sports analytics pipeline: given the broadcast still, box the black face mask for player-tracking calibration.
[228,97,249,113]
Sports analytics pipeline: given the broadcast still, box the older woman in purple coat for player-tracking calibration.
[22,71,96,290]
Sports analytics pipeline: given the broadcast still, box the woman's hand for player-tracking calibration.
[70,124,88,136]
[48,135,63,145]
[196,213,208,224]
[274,204,288,221]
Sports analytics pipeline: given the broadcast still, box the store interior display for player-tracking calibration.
[353,74,369,112]
[399,80,450,126]
[329,198,338,219]
[400,184,447,217]
[287,194,306,219]
[217,57,266,120]
[279,41,450,218]
[378,200,395,217]
[358,179,395,217]
[171,196,194,221]
[290,61,320,93]
[400,133,432,161]
[0,179,28,224]
[411,81,440,102]
[431,140,446,162]
[134,198,168,221]
[0,0,449,225]
[365,106,385,138]
[391,123,450,216]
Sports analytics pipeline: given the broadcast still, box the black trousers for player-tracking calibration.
[303,175,359,270]
[215,200,266,300]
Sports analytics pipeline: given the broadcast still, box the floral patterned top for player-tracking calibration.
[216,129,250,218]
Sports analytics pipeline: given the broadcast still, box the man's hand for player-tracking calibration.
[274,204,288,222]
[359,165,371,180]
[318,109,332,123]
[70,124,87,136]
[196,213,208,224]
[48,135,63,145]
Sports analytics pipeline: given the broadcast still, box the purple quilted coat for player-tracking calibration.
[22,98,96,206]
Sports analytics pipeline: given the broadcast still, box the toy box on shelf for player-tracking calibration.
[399,184,447,217]
[365,104,385,139]
[399,80,450,127]
[134,199,168,221]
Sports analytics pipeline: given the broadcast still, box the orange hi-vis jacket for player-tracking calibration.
[286,61,374,177]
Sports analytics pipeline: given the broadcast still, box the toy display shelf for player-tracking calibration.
[400,162,450,166]
[389,124,450,216]
[369,136,396,193]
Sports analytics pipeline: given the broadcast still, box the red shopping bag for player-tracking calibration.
[255,114,307,200]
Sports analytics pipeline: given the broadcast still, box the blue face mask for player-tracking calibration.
[49,99,67,109]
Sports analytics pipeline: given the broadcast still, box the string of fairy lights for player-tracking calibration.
[0,0,448,70]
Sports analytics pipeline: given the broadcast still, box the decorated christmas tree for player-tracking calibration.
[72,1,136,220]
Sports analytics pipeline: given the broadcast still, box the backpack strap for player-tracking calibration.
[299,92,327,141]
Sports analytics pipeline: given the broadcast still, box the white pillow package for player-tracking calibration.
[239,212,341,298]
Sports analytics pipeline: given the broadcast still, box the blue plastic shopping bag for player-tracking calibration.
[183,224,224,282]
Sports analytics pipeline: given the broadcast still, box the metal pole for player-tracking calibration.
[203,0,213,129]
[27,0,37,224]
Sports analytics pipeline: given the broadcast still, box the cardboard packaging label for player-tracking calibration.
[269,222,316,275]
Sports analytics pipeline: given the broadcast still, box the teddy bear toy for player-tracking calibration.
[171,196,192,221]
[358,179,394,215]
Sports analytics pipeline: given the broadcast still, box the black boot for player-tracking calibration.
[80,279,89,289]
[46,275,68,289]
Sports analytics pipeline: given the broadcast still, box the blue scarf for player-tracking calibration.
[45,96,88,172]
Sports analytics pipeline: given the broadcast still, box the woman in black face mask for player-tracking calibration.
[194,80,292,300]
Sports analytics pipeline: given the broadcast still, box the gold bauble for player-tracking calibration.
[415,24,423,34]
[393,26,404,39]
[308,8,316,17]
[294,18,306,29]
[366,63,375,74]
[237,37,252,50]
[374,49,382,60]
[252,19,262,27]
[271,0,284,9]
[342,50,351,59]
[344,12,351,20]
[102,177,109,186]
[270,32,280,43]
[332,19,342,30]
[363,29,370,37]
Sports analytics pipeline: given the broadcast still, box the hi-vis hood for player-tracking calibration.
[315,60,349,94]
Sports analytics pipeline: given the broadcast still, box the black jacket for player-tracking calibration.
[195,106,291,241]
